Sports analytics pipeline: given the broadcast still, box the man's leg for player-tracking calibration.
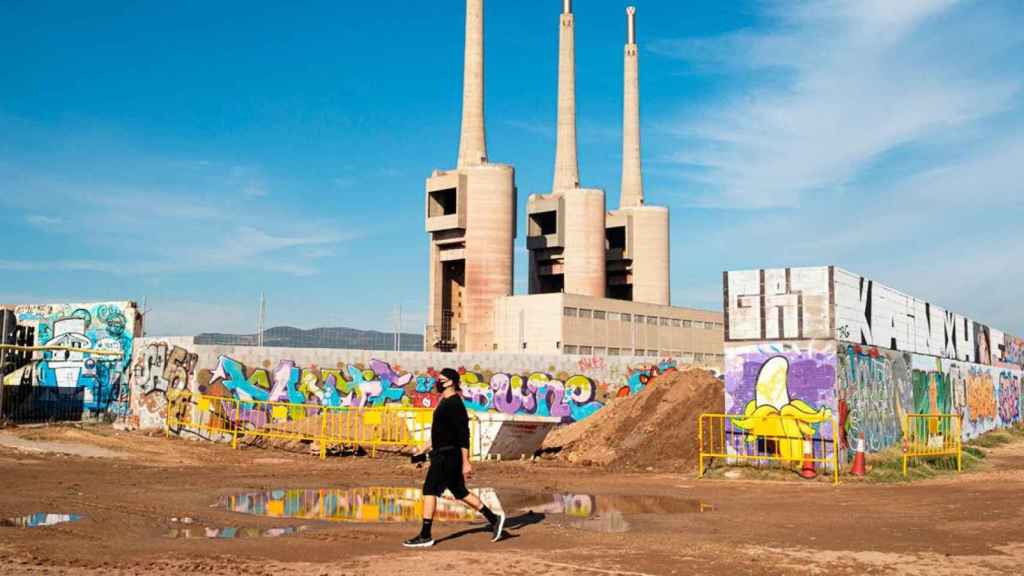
[405,463,444,548]
[459,492,505,542]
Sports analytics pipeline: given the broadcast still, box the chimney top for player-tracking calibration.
[627,7,637,45]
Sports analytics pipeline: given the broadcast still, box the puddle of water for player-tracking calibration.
[224,487,712,534]
[224,487,491,523]
[0,513,81,528]
[167,525,309,539]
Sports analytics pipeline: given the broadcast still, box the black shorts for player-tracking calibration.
[422,450,469,499]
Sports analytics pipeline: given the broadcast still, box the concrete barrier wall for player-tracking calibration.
[127,338,682,431]
[725,267,1024,454]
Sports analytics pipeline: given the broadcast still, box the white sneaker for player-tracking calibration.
[490,512,506,542]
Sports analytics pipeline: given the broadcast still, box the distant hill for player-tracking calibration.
[195,325,424,352]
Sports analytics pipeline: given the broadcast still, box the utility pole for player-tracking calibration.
[257,292,267,349]
[398,304,403,353]
[0,307,8,421]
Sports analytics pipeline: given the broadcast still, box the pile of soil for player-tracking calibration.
[543,368,723,472]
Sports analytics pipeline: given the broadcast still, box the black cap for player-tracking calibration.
[440,368,461,388]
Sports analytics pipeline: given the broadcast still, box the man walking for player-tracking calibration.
[403,368,505,548]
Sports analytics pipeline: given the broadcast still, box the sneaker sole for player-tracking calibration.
[403,541,435,548]
[491,514,506,542]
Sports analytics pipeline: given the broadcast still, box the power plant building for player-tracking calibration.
[426,1,722,369]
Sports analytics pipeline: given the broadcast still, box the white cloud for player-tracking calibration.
[656,0,1022,209]
[25,215,64,229]
[657,0,1024,333]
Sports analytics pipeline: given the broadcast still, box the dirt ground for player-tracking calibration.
[1,424,1023,576]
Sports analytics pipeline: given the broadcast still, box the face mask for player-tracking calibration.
[435,379,447,394]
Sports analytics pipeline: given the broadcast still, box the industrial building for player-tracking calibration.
[425,0,723,369]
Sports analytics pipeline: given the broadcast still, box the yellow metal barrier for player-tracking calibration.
[698,413,840,485]
[165,392,433,459]
[902,413,962,477]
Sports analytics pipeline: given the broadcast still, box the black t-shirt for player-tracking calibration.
[431,393,470,451]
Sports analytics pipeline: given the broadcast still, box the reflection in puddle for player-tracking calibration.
[225,487,501,523]
[225,487,712,534]
[522,494,713,533]
[168,525,309,539]
[0,513,81,528]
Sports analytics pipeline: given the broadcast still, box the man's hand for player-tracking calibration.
[463,460,474,480]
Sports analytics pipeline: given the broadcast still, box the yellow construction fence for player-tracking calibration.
[902,413,962,477]
[165,390,439,459]
[698,412,840,485]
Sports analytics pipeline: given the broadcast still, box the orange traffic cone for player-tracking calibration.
[850,432,867,477]
[799,440,817,479]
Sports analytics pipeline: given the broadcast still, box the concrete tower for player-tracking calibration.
[425,0,517,352]
[620,6,643,209]
[527,0,606,298]
[553,0,579,192]
[606,6,670,305]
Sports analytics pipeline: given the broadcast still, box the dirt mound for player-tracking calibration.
[543,368,723,472]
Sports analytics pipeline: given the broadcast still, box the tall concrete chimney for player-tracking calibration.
[457,0,487,168]
[620,6,643,208]
[552,0,580,191]
[427,0,517,353]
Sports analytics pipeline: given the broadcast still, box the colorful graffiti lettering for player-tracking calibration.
[172,354,677,425]
[965,367,997,429]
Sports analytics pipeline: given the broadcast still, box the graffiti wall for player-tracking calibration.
[835,345,914,453]
[724,341,837,458]
[724,267,833,342]
[128,340,684,431]
[2,302,141,418]
[724,266,1024,452]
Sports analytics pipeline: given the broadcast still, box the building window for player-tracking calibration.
[660,350,672,357]
[660,317,671,327]
[593,347,607,356]
[634,349,645,356]
[564,307,578,317]
[694,353,705,361]
[579,309,593,319]
[647,316,658,326]
[682,353,694,363]
[580,346,593,355]
[565,345,578,355]
[608,347,620,356]
[607,312,620,321]
[647,350,659,357]
[621,313,632,322]
[682,320,693,328]
[594,310,606,320]
[671,319,682,328]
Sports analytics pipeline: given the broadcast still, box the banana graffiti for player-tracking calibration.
[731,356,833,460]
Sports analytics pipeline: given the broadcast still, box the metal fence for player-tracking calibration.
[902,413,962,476]
[698,412,841,485]
[165,390,437,458]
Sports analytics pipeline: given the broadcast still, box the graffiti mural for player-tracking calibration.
[725,342,836,460]
[5,302,139,416]
[836,345,913,452]
[997,370,1021,428]
[129,342,199,429]
[963,367,998,438]
[129,342,679,428]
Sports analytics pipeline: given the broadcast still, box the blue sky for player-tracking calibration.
[1,0,1022,336]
